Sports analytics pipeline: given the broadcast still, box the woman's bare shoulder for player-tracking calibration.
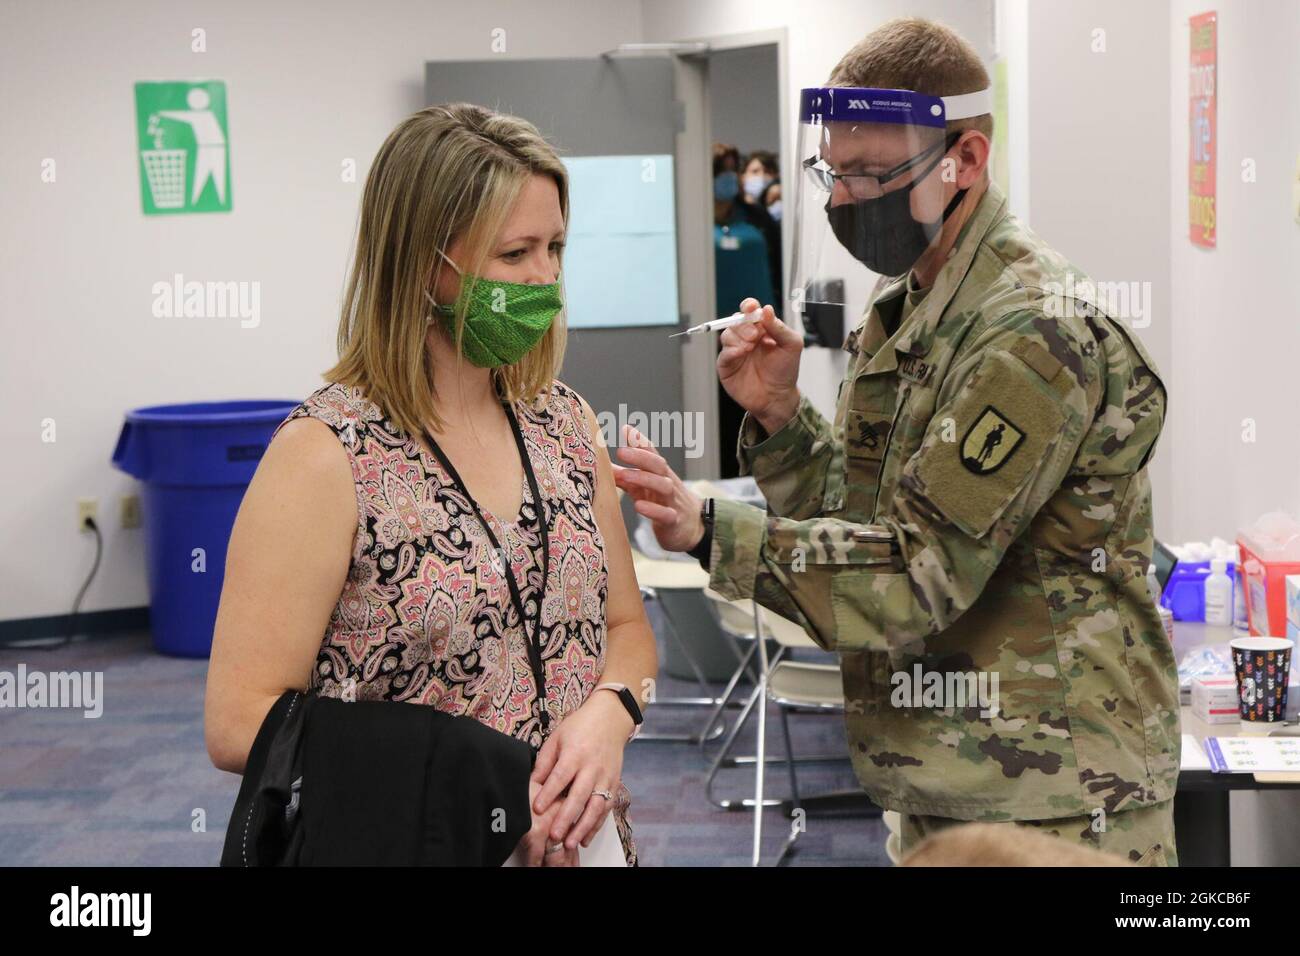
[267,416,352,477]
[249,414,356,529]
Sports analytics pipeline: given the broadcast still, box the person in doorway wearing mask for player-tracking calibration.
[713,143,776,478]
[614,18,1178,864]
[206,102,656,867]
[714,143,777,301]
[741,150,778,208]
[741,150,784,307]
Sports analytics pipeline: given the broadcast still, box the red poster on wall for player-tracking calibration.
[1189,11,1217,247]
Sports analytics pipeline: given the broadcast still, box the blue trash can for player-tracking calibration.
[111,399,300,657]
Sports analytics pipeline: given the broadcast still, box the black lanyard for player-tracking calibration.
[424,402,552,731]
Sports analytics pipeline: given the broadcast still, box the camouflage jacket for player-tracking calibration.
[708,179,1179,820]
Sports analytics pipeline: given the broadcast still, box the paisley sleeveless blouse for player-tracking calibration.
[273,380,635,865]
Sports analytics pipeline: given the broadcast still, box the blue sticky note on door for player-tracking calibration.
[560,155,679,328]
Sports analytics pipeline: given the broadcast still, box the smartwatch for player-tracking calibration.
[594,682,644,741]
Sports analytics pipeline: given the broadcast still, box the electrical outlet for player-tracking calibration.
[77,497,98,532]
[120,494,142,529]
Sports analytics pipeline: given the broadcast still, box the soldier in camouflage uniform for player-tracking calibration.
[613,18,1178,865]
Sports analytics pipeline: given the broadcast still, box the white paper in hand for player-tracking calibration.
[501,813,626,867]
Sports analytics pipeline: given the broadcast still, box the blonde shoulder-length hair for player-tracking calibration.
[325,102,569,436]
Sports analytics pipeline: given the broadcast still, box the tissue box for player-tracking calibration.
[1287,575,1300,631]
[1191,676,1240,724]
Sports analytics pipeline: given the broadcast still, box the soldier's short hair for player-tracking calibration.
[901,823,1135,867]
[829,17,994,142]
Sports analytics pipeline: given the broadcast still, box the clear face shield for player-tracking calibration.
[789,86,991,324]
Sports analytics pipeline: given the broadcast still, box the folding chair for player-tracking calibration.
[701,589,879,865]
[631,549,730,744]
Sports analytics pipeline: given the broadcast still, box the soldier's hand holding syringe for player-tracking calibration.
[715,298,805,437]
[618,298,804,554]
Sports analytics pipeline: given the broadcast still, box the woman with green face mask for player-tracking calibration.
[206,103,657,868]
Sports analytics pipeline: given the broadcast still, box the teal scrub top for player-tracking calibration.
[714,212,774,318]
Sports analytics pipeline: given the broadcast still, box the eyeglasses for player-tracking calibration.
[802,133,959,201]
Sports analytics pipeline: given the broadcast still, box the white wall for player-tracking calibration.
[641,0,997,421]
[995,0,1031,221]
[0,0,643,621]
[1022,0,1300,546]
[1020,0,1175,535]
[1165,0,1300,545]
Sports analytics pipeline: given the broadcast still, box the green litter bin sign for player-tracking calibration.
[134,80,232,215]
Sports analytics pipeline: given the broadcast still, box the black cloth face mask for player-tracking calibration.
[824,136,967,277]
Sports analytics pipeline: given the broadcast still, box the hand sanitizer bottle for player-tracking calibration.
[1204,558,1232,625]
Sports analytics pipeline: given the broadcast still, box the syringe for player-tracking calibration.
[669,311,761,338]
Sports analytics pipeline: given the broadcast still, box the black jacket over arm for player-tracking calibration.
[221,691,535,867]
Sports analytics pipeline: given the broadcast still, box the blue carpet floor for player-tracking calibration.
[0,608,889,867]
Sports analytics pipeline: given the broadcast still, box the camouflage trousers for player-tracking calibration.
[899,800,1178,866]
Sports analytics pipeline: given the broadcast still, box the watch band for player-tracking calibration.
[594,682,643,741]
[686,497,714,566]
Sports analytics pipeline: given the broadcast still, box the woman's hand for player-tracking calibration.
[611,425,704,553]
[515,777,580,866]
[717,298,804,435]
[531,689,634,851]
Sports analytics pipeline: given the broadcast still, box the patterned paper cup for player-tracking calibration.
[1230,637,1294,724]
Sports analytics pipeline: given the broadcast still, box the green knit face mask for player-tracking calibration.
[425,250,562,368]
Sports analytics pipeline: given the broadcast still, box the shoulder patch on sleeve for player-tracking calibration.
[909,350,1068,538]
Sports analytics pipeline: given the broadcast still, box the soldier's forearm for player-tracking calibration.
[707,498,919,653]
[736,395,836,521]
[706,499,834,650]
